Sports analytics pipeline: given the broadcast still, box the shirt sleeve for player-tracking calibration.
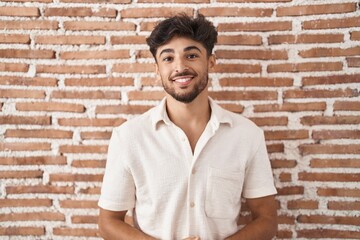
[98,128,136,211]
[242,129,277,199]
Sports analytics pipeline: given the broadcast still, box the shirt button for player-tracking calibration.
[181,137,186,142]
[191,169,196,174]
[190,202,195,208]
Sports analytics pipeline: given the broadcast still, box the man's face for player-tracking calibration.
[155,36,215,103]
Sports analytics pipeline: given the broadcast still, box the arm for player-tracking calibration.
[225,195,278,240]
[98,208,156,240]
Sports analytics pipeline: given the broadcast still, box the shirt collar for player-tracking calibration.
[151,97,233,130]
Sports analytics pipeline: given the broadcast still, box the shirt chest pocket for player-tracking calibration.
[205,167,243,219]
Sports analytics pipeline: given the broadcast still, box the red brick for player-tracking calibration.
[93,8,117,18]
[0,116,51,125]
[0,76,57,86]
[139,0,207,2]
[254,102,326,112]
[1,170,43,179]
[53,227,98,237]
[301,116,360,125]
[51,90,120,100]
[351,31,360,40]
[16,102,85,113]
[218,35,262,45]
[284,88,358,99]
[113,63,155,73]
[0,89,45,99]
[287,200,318,209]
[268,33,344,45]
[270,159,297,168]
[36,35,105,45]
[6,185,74,194]
[3,0,51,2]
[0,7,40,17]
[277,186,304,195]
[58,118,126,127]
[220,77,293,87]
[297,214,359,226]
[61,0,130,2]
[45,7,93,17]
[65,77,133,87]
[279,173,292,182]
[276,230,293,239]
[299,144,360,155]
[0,156,67,165]
[214,64,261,73]
[0,49,55,59]
[302,74,360,86]
[299,46,360,58]
[0,63,29,72]
[199,7,273,17]
[127,91,165,101]
[111,35,146,45]
[218,0,291,2]
[96,104,152,114]
[310,158,360,168]
[71,215,98,224]
[267,62,343,73]
[334,101,360,111]
[277,3,356,16]
[313,130,360,140]
[215,49,287,60]
[213,91,278,101]
[303,16,360,30]
[218,21,292,32]
[298,229,360,239]
[50,173,103,182]
[265,130,309,140]
[141,77,161,87]
[347,57,360,67]
[0,142,51,151]
[64,21,135,31]
[219,103,244,113]
[60,50,129,60]
[0,34,30,44]
[59,145,108,154]
[267,143,284,153]
[0,227,45,236]
[5,129,73,139]
[0,212,65,221]
[0,20,58,30]
[328,201,360,211]
[60,200,98,208]
[140,21,157,31]
[249,117,288,126]
[135,50,153,59]
[79,187,100,194]
[0,199,52,207]
[37,65,106,74]
[72,159,106,168]
[81,131,112,140]
[318,188,360,198]
[121,7,193,18]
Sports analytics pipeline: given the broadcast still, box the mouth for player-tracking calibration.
[171,75,195,86]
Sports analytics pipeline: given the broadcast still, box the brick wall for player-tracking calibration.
[0,0,359,239]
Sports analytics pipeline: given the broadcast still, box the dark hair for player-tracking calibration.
[146,14,218,59]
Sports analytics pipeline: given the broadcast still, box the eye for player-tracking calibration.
[162,56,173,62]
[187,54,199,59]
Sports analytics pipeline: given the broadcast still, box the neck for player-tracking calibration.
[165,90,211,129]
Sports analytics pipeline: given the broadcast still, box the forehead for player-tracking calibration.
[156,36,205,56]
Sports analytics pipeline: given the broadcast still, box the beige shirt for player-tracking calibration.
[98,98,277,240]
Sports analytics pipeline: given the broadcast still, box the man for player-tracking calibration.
[98,14,277,240]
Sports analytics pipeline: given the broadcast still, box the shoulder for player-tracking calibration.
[221,107,263,135]
[112,106,156,137]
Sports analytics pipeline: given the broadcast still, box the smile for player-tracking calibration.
[171,75,194,85]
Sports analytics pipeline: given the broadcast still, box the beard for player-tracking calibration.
[161,70,209,103]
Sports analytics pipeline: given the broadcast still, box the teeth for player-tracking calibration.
[175,77,192,83]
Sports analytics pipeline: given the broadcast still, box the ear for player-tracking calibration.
[208,54,216,71]
[155,63,162,81]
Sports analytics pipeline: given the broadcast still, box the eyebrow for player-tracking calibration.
[158,45,202,57]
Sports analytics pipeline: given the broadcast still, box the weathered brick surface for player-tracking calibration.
[0,0,359,239]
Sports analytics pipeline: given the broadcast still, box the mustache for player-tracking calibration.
[169,70,198,80]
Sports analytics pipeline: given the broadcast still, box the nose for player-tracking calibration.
[175,58,188,73]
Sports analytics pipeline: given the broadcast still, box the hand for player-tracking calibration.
[182,237,200,240]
